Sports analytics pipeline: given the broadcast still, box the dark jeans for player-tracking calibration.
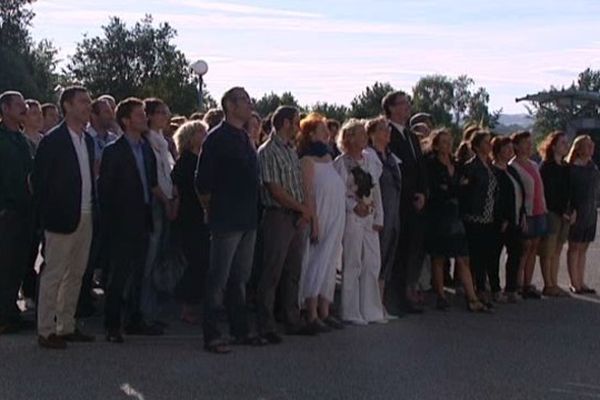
[0,211,31,325]
[203,229,256,345]
[257,209,307,334]
[465,222,498,293]
[104,237,148,330]
[494,225,523,293]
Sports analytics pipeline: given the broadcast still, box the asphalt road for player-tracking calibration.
[2,241,600,400]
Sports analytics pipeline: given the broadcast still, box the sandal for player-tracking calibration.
[467,300,491,313]
[204,340,232,354]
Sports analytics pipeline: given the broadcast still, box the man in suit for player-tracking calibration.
[0,91,34,335]
[32,86,96,349]
[98,97,159,343]
[382,91,428,314]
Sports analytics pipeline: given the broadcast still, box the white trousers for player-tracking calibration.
[38,213,93,337]
[341,213,385,323]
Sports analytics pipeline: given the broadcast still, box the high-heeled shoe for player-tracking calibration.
[467,299,490,313]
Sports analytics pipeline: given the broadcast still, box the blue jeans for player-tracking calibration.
[203,230,256,345]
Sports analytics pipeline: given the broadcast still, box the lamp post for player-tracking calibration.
[190,60,209,111]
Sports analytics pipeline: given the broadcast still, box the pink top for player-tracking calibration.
[517,159,546,216]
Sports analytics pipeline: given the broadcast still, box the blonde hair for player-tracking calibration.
[173,120,208,154]
[365,116,388,136]
[566,135,593,164]
[337,118,366,153]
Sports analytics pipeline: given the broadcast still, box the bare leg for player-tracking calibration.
[523,239,540,287]
[431,257,446,298]
[552,245,564,288]
[455,257,478,302]
[567,242,581,290]
[317,297,330,320]
[305,297,318,322]
[579,243,591,289]
[539,253,552,289]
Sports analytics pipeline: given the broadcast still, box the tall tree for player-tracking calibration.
[67,15,205,115]
[412,75,454,127]
[253,91,301,117]
[349,82,395,118]
[310,102,349,122]
[0,0,59,101]
[466,87,501,128]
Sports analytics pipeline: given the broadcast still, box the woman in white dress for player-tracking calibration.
[334,119,386,325]
[298,113,346,330]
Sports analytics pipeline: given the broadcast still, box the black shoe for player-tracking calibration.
[230,335,268,346]
[60,328,95,342]
[106,330,124,343]
[436,297,450,311]
[286,323,319,336]
[323,316,344,330]
[38,334,67,349]
[522,286,542,300]
[403,302,424,314]
[125,322,164,336]
[75,303,97,319]
[262,332,283,344]
[312,319,333,333]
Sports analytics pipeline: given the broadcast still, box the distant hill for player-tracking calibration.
[495,114,534,134]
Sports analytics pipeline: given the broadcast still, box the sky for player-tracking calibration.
[30,0,600,114]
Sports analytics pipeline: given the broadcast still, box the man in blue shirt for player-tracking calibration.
[195,87,263,353]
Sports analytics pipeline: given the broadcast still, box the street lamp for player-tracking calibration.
[190,60,209,111]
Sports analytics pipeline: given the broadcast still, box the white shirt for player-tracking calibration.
[68,127,93,213]
[147,129,174,199]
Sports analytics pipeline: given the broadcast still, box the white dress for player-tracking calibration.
[334,151,385,324]
[300,160,346,303]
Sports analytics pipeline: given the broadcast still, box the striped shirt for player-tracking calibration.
[258,132,304,208]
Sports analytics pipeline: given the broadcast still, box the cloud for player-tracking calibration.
[169,0,323,19]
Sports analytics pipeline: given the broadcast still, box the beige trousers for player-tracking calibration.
[37,213,93,337]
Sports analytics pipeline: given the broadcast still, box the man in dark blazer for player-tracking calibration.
[381,91,428,314]
[32,86,96,349]
[98,97,158,343]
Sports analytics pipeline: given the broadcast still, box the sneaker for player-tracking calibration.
[38,334,67,349]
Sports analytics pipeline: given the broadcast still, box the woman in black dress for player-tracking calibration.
[425,129,486,312]
[565,135,600,294]
[171,120,210,323]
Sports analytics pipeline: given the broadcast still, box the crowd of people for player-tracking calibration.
[0,85,599,354]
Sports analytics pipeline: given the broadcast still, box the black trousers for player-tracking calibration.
[493,225,523,293]
[174,226,210,305]
[465,222,498,293]
[0,211,31,325]
[104,237,148,331]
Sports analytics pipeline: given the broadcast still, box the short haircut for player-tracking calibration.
[203,108,224,130]
[59,85,88,116]
[511,130,532,146]
[144,97,167,117]
[326,119,341,131]
[0,91,23,117]
[272,106,298,131]
[365,116,388,136]
[189,112,204,121]
[91,98,110,115]
[381,90,408,118]
[221,86,246,116]
[41,103,59,117]
[491,136,512,158]
[469,130,491,151]
[25,99,41,109]
[115,97,144,131]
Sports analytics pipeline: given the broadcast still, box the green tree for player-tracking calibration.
[67,15,206,115]
[349,82,395,118]
[466,87,501,128]
[412,75,454,127]
[253,91,301,117]
[528,68,600,134]
[309,102,349,122]
[0,0,59,101]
